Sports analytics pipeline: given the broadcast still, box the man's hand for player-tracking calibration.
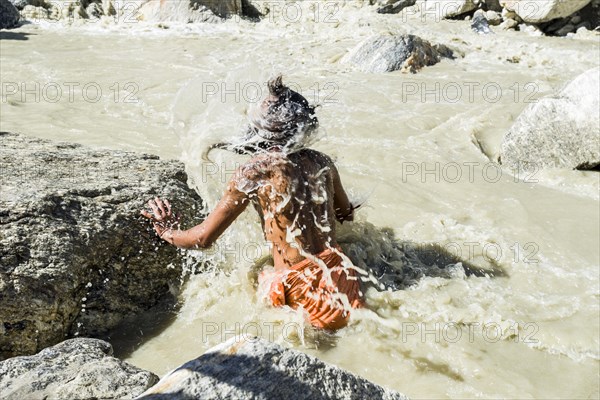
[141,197,180,240]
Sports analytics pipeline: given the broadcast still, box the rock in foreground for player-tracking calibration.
[0,132,204,359]
[500,68,600,171]
[138,336,407,400]
[0,338,158,400]
[341,33,454,74]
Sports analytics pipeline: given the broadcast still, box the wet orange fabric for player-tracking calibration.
[259,247,364,330]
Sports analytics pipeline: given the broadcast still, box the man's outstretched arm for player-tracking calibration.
[142,180,250,249]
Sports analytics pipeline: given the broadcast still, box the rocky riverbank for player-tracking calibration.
[0,336,408,399]
[4,0,599,36]
[0,338,158,399]
[0,132,204,359]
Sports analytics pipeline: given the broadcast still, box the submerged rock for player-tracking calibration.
[471,9,493,33]
[1,0,20,29]
[0,338,158,400]
[138,336,407,400]
[500,0,591,24]
[341,33,454,74]
[500,68,600,171]
[376,0,416,14]
[0,133,204,359]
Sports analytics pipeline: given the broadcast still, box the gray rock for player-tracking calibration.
[424,0,477,18]
[555,23,575,36]
[501,0,591,24]
[0,133,204,359]
[86,1,103,18]
[136,0,219,23]
[576,21,592,30]
[485,10,502,25]
[482,0,502,11]
[8,0,46,10]
[472,9,493,33]
[0,338,158,400]
[135,0,259,22]
[341,33,454,74]
[501,7,522,22]
[376,0,416,14]
[500,68,600,171]
[500,17,518,29]
[1,0,20,28]
[20,4,50,20]
[138,336,407,400]
[545,17,570,33]
[193,0,242,17]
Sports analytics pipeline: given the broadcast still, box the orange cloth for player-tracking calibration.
[259,247,364,330]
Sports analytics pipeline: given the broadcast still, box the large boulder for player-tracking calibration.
[138,336,407,399]
[0,132,204,359]
[0,338,158,399]
[136,0,220,23]
[135,0,259,22]
[341,33,454,74]
[423,0,477,18]
[1,0,20,28]
[500,68,600,171]
[500,0,591,23]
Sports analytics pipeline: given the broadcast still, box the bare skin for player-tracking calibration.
[141,148,355,271]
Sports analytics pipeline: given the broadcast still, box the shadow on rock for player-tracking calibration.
[138,336,406,400]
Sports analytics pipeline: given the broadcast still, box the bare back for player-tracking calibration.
[235,149,353,270]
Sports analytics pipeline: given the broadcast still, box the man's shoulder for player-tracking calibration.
[236,153,285,180]
[297,148,334,165]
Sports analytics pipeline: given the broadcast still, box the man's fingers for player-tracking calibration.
[155,197,166,217]
[140,210,153,219]
[148,200,161,219]
[164,199,172,216]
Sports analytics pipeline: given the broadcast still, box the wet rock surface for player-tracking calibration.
[138,335,408,400]
[341,33,454,73]
[0,338,158,400]
[500,68,600,171]
[0,132,204,359]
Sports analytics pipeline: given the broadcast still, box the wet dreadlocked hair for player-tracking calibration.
[205,75,319,160]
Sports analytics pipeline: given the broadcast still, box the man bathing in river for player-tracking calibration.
[142,76,364,330]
